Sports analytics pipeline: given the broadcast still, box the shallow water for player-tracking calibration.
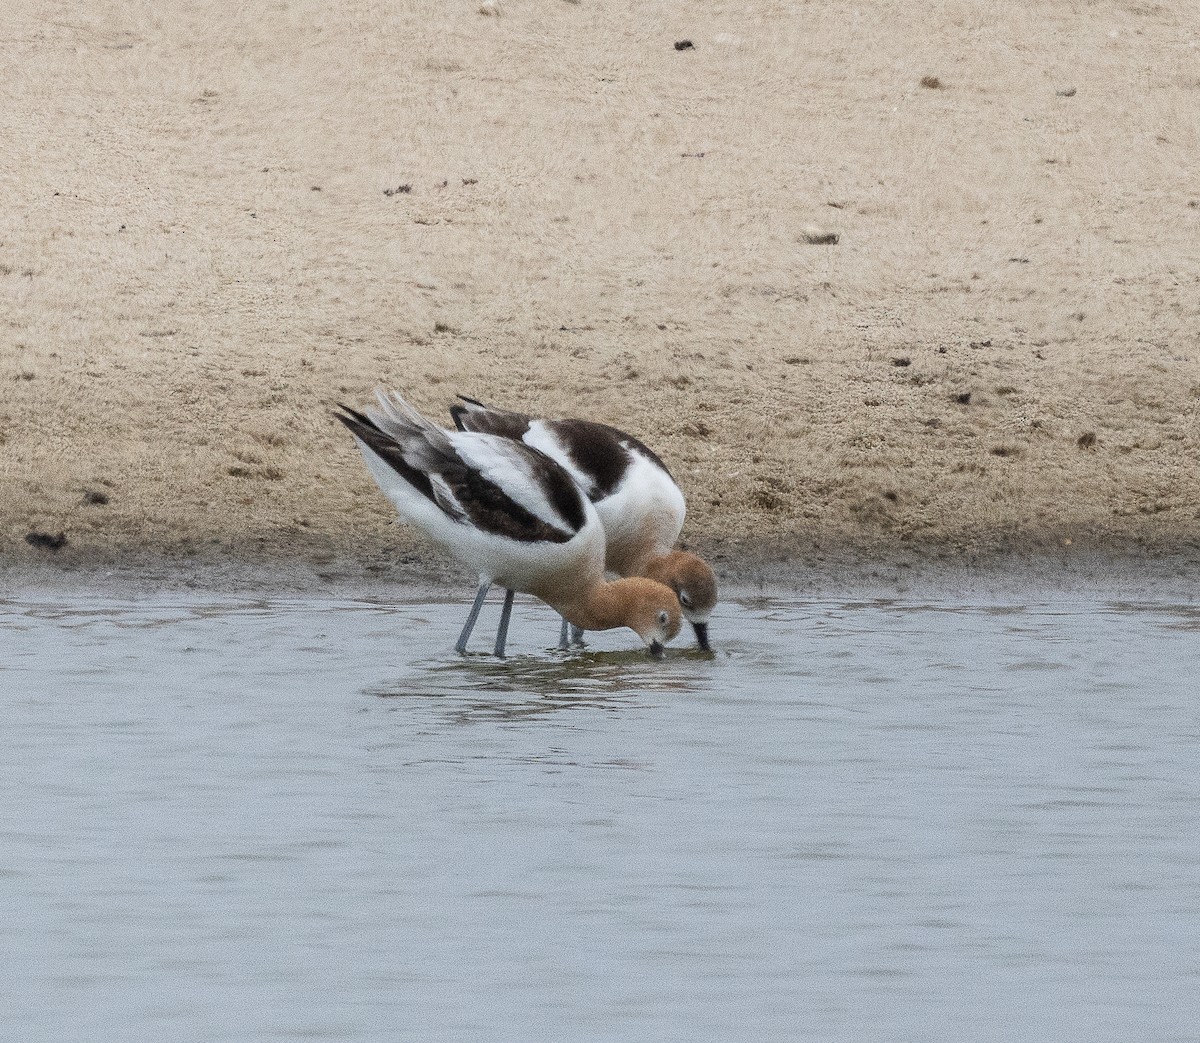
[2,594,1198,1042]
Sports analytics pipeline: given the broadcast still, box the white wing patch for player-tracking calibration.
[450,431,577,534]
[594,449,686,564]
[522,421,597,497]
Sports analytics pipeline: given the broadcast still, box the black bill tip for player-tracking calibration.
[693,622,711,652]
[648,640,665,660]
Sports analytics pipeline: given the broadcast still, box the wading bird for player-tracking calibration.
[336,391,682,657]
[449,395,717,650]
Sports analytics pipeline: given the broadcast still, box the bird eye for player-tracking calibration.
[679,591,693,608]
[657,610,668,626]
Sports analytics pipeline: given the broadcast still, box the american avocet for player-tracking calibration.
[336,391,683,658]
[449,396,718,650]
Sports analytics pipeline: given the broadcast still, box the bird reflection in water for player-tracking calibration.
[368,648,713,723]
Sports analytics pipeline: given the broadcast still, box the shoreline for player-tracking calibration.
[6,536,1199,603]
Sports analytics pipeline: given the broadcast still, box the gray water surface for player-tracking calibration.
[2,594,1198,1042]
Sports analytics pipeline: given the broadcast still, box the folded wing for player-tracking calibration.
[336,392,587,545]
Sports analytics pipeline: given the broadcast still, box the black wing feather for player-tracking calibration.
[451,397,673,501]
[336,405,580,544]
[450,395,533,439]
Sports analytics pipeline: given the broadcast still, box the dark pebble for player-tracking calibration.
[26,531,68,551]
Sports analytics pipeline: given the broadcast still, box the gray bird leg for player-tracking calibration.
[493,588,515,657]
[570,624,585,646]
[455,580,491,654]
[558,616,570,651]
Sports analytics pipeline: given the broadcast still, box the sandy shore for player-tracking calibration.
[3,1,1198,586]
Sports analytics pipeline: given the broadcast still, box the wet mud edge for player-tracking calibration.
[3,534,1199,602]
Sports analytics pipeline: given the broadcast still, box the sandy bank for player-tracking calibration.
[3,1,1198,577]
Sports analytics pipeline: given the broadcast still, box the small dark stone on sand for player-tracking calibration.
[82,490,109,505]
[892,357,911,367]
[1056,87,1077,97]
[383,184,413,197]
[800,228,839,245]
[1077,432,1097,448]
[674,40,694,50]
[955,392,972,404]
[26,531,68,551]
[920,76,943,89]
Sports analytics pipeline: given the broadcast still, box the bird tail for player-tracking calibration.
[449,394,490,432]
